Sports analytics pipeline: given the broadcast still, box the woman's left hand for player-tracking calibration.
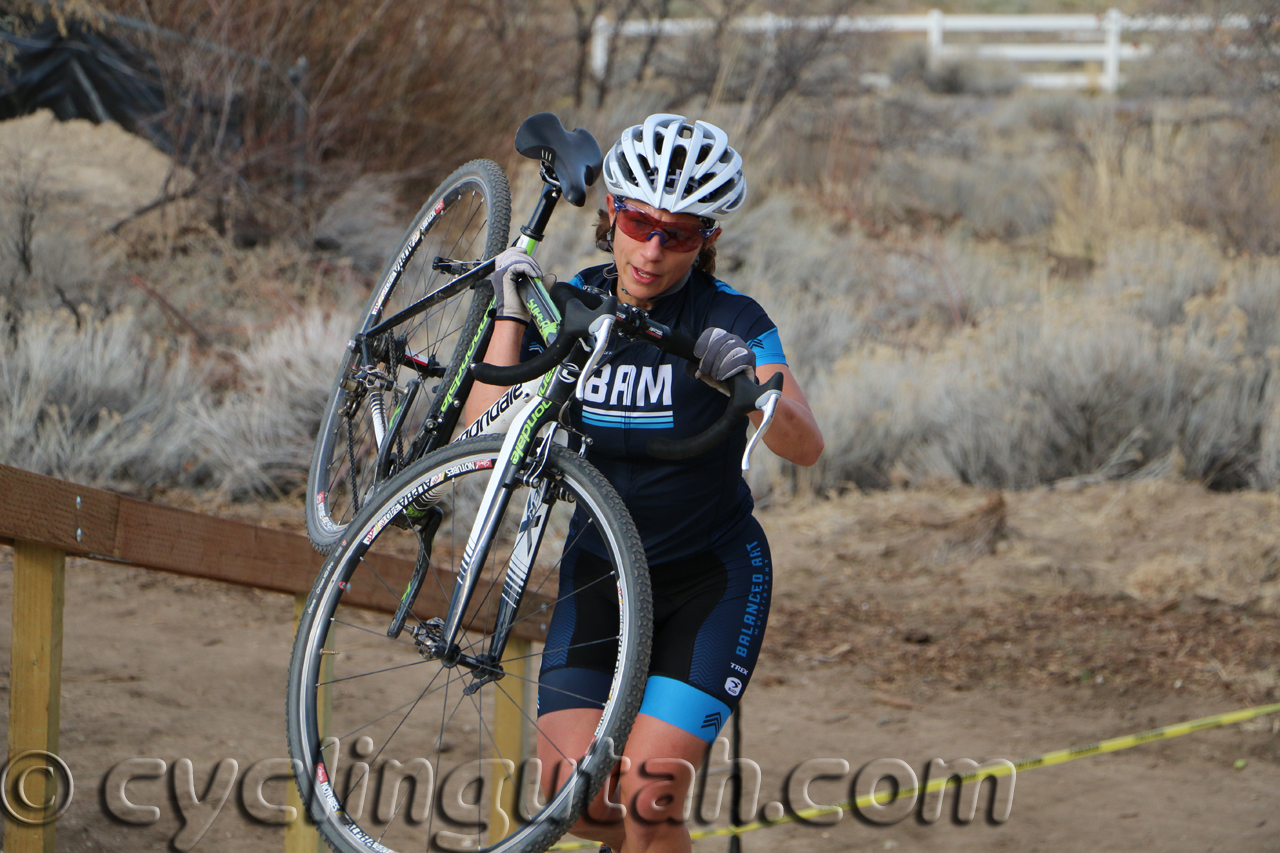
[689,327,756,382]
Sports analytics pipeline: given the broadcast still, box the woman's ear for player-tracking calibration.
[605,194,616,225]
[704,227,722,249]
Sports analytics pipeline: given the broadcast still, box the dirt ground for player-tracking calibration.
[1,478,1278,852]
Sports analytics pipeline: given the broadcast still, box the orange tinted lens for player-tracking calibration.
[615,209,704,252]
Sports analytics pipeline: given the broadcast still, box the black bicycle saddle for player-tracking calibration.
[515,113,603,207]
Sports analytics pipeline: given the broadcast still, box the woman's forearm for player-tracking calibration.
[748,364,824,467]
[464,319,527,426]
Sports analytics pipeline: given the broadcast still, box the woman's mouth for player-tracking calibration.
[630,266,658,285]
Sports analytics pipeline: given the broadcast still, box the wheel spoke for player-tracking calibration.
[294,429,647,853]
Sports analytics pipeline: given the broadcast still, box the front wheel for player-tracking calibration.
[287,436,652,853]
[306,160,511,554]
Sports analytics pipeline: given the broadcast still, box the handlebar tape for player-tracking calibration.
[471,284,784,460]
[470,292,614,386]
[646,370,785,460]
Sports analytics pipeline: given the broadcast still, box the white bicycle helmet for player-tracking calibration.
[602,114,746,221]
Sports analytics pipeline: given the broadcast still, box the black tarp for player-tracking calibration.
[0,15,171,149]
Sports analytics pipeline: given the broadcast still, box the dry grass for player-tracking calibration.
[17,0,565,241]
[0,309,202,491]
[2,16,1279,504]
[185,306,350,499]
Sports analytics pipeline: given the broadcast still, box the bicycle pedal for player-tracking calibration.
[388,508,444,639]
[410,617,446,660]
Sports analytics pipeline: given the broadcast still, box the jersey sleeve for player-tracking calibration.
[519,324,544,359]
[708,280,789,367]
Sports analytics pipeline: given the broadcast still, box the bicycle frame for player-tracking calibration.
[360,165,784,699]
[348,177,570,493]
[423,292,783,694]
[427,333,584,681]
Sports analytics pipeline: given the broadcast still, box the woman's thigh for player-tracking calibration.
[643,517,773,741]
[536,707,603,795]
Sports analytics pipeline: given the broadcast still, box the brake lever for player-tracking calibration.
[575,314,616,400]
[741,389,782,471]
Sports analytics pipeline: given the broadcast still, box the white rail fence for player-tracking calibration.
[591,9,1252,94]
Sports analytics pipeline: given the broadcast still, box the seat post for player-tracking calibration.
[519,179,562,244]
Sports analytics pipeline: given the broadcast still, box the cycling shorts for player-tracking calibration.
[537,516,772,743]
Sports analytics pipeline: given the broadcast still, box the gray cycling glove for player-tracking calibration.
[491,247,552,325]
[688,327,756,386]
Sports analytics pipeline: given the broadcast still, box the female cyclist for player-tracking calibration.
[467,113,823,853]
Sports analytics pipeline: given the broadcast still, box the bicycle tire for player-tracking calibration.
[288,435,653,853]
[307,160,511,554]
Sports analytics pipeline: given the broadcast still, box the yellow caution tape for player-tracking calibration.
[549,701,1280,849]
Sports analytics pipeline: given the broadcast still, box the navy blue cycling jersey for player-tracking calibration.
[524,264,788,564]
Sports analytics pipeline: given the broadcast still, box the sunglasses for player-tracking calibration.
[612,198,718,253]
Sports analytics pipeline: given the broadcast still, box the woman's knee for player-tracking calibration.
[618,756,698,826]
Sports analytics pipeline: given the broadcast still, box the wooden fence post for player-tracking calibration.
[5,541,67,853]
[489,637,531,843]
[285,592,333,853]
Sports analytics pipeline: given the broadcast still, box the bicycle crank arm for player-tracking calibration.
[432,257,485,275]
[387,504,442,639]
[741,389,782,472]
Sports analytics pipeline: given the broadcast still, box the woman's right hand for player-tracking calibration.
[491,247,548,325]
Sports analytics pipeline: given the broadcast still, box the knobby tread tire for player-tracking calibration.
[288,436,652,853]
[307,161,511,554]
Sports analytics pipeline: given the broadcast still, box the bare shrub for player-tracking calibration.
[189,307,349,499]
[312,174,409,274]
[875,152,1054,239]
[1257,356,1280,490]
[1121,47,1229,97]
[799,349,924,492]
[884,36,1020,96]
[748,269,1280,496]
[1143,0,1280,98]
[889,40,927,86]
[626,0,868,138]
[1005,93,1089,135]
[1229,258,1280,355]
[1180,130,1280,256]
[84,0,557,240]
[1090,226,1221,326]
[923,306,1185,487]
[925,58,1020,97]
[0,309,203,490]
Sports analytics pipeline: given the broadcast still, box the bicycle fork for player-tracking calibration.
[414,383,560,691]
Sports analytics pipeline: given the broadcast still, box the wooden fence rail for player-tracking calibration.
[1,463,545,851]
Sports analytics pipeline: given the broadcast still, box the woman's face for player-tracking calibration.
[607,194,719,307]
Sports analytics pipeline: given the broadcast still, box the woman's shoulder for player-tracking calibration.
[567,263,613,289]
[688,269,774,324]
[689,268,769,310]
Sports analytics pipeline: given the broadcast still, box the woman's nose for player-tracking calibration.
[640,232,666,257]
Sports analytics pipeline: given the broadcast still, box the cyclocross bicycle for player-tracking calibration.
[304,113,602,556]
[288,114,784,853]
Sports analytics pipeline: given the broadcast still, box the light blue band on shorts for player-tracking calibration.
[638,675,731,743]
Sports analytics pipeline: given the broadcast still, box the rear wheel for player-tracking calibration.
[307,160,510,553]
[288,436,652,853]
